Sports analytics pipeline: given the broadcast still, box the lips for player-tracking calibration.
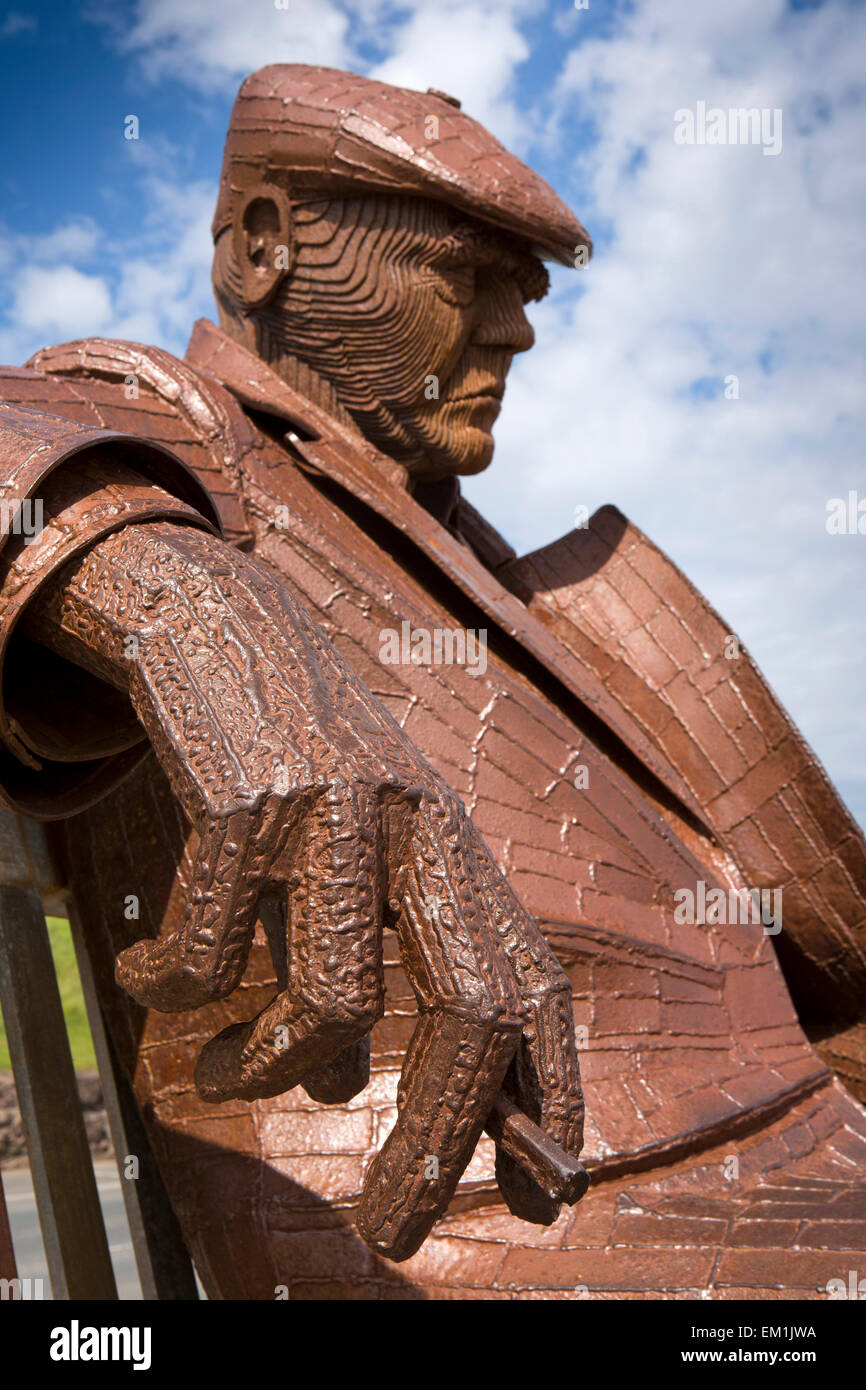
[446,380,504,404]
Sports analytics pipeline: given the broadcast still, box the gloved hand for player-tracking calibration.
[27,517,585,1259]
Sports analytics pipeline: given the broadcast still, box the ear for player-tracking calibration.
[231,182,294,309]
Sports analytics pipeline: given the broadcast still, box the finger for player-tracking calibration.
[195,780,384,1101]
[302,1038,371,1104]
[469,829,585,1224]
[359,1006,521,1261]
[259,894,371,1103]
[492,986,584,1224]
[357,788,525,1261]
[114,806,268,1011]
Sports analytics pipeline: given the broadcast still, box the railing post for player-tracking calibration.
[0,1168,16,1284]
[0,872,117,1299]
[67,902,199,1300]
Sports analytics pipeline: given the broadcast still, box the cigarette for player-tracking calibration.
[486,1093,589,1205]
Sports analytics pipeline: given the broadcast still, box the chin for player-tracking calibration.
[435,425,496,478]
[424,393,501,468]
[402,411,496,480]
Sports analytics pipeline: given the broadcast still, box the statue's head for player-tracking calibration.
[212,66,590,483]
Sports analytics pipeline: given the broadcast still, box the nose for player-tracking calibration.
[470,275,535,354]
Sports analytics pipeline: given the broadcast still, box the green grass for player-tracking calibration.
[0,916,96,1072]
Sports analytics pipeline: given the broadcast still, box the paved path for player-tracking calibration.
[3,1160,143,1300]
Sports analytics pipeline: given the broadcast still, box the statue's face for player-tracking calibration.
[346,203,547,480]
[225,194,548,482]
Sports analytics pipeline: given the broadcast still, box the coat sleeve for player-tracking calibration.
[0,399,222,818]
[501,503,866,1029]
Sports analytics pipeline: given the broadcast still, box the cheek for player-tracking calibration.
[337,264,470,408]
[399,273,471,384]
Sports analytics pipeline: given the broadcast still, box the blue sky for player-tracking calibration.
[1,0,865,830]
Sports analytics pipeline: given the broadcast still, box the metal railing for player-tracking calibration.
[0,810,198,1300]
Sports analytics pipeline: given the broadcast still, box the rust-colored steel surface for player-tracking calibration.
[0,65,863,1299]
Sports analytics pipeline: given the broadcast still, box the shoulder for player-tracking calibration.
[2,338,254,545]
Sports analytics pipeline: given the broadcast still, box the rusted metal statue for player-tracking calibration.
[0,66,864,1299]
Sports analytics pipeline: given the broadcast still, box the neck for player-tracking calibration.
[223,310,452,493]
[263,336,446,488]
[253,333,360,436]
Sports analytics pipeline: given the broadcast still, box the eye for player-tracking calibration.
[427,236,478,306]
[432,229,484,269]
[433,265,476,307]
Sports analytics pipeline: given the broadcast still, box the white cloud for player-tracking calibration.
[11,265,112,337]
[0,175,215,363]
[25,219,102,263]
[369,0,539,149]
[88,0,540,146]
[107,178,217,346]
[88,0,353,91]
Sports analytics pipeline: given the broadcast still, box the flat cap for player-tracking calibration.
[213,65,591,267]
